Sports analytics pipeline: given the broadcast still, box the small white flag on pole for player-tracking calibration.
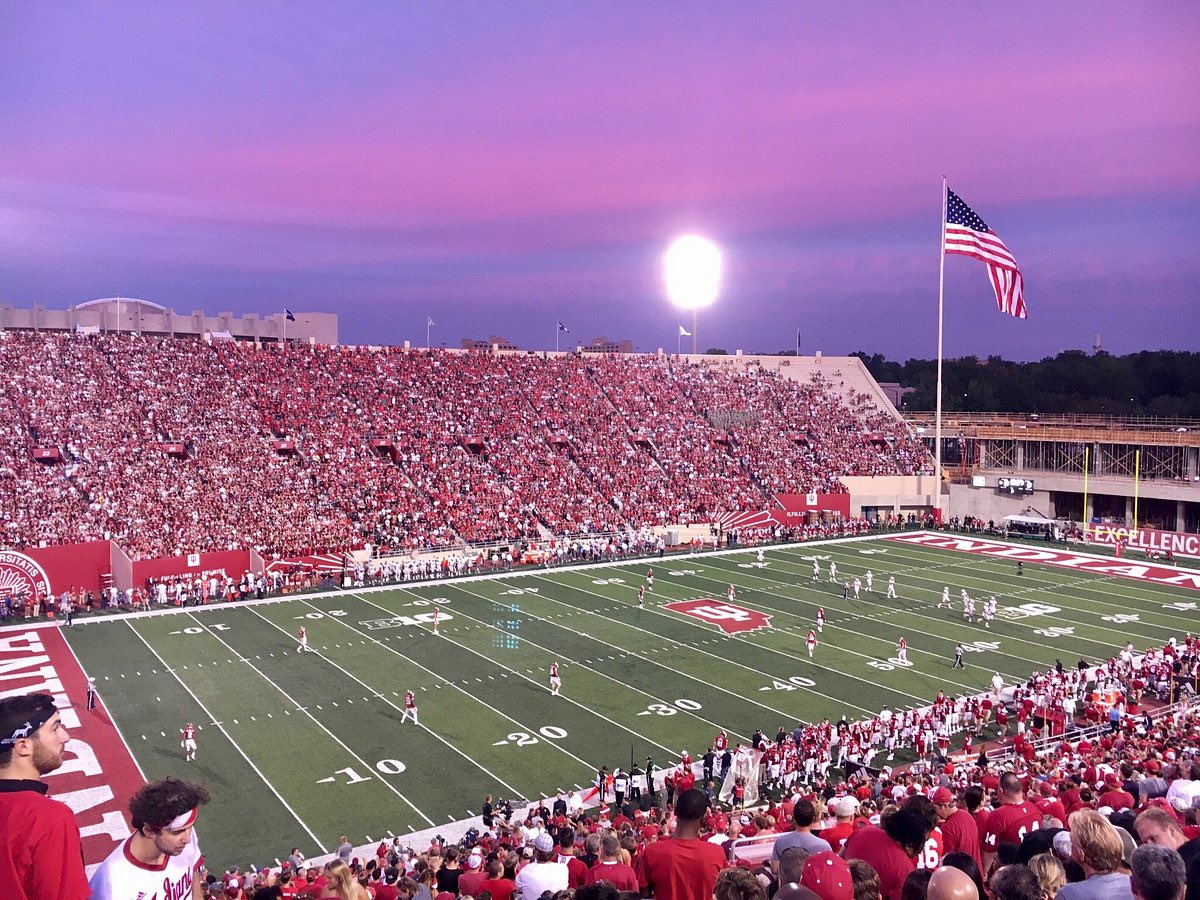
[427,316,436,327]
[678,324,691,336]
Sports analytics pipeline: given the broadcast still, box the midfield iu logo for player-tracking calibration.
[663,599,772,634]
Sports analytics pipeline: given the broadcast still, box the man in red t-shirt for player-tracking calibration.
[457,850,487,898]
[587,835,639,891]
[556,828,588,889]
[820,797,858,853]
[478,858,515,900]
[842,805,929,900]
[638,789,727,900]
[933,787,981,871]
[981,773,1042,873]
[1033,781,1067,824]
[0,693,91,900]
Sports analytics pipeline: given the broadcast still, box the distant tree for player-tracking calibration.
[858,350,1200,415]
[704,347,728,355]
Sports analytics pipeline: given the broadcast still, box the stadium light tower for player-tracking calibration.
[664,235,721,355]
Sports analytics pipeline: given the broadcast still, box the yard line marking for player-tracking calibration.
[345,593,685,760]
[452,581,825,723]
[676,560,1027,687]
[517,576,885,715]
[261,603,545,795]
[123,621,327,850]
[182,612,435,828]
[846,540,1190,639]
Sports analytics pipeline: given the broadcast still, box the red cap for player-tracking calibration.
[932,787,955,805]
[800,851,853,900]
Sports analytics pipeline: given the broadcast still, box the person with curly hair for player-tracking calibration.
[714,866,767,900]
[89,777,211,900]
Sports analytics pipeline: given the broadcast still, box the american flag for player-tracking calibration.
[944,188,1027,319]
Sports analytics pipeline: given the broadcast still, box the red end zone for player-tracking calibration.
[886,532,1200,591]
[0,624,145,871]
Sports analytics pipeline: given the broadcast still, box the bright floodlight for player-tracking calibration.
[664,235,722,310]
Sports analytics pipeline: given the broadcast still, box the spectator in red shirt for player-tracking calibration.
[842,806,931,900]
[556,828,589,889]
[932,787,981,872]
[0,692,91,900]
[981,773,1042,875]
[456,850,487,899]
[586,835,638,891]
[638,789,728,900]
[478,857,515,900]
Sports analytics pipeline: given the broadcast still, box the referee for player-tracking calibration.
[952,643,965,668]
[86,677,97,711]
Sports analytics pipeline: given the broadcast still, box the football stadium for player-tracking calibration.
[3,7,1200,900]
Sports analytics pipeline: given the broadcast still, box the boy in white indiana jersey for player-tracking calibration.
[89,778,210,900]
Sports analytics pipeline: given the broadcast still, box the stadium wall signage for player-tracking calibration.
[1083,524,1200,559]
[889,532,1200,590]
[0,550,53,604]
[718,492,853,531]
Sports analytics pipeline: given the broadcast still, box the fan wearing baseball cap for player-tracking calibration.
[515,832,568,899]
[932,787,981,871]
[800,851,853,900]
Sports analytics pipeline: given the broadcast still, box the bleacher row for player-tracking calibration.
[0,333,928,561]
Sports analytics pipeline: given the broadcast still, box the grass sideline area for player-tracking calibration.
[61,531,1199,870]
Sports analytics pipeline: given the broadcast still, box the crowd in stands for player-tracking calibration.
[0,333,929,562]
[192,635,1200,899]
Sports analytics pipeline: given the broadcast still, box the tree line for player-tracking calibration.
[847,350,1200,417]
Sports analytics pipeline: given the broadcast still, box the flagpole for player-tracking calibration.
[934,175,948,500]
[677,329,681,356]
[426,316,433,349]
[556,323,560,353]
[283,308,287,344]
[692,309,698,355]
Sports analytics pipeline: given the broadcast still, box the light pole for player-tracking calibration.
[664,235,721,355]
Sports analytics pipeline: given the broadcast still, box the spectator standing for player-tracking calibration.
[1130,844,1187,900]
[772,798,832,874]
[981,773,1042,874]
[843,806,931,900]
[89,777,211,899]
[479,857,516,900]
[1057,809,1135,900]
[990,864,1042,900]
[932,787,981,871]
[457,848,486,898]
[586,835,638,891]
[515,832,568,899]
[638,788,728,900]
[0,693,90,900]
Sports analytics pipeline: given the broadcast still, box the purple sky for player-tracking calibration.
[2,3,1198,360]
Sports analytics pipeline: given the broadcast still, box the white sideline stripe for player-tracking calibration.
[57,628,147,781]
[446,581,756,738]
[181,612,436,828]
[346,592,681,759]
[247,605,526,798]
[124,621,328,850]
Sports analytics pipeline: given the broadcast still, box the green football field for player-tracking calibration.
[63,532,1198,869]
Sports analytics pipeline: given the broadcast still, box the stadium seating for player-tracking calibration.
[0,333,929,561]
